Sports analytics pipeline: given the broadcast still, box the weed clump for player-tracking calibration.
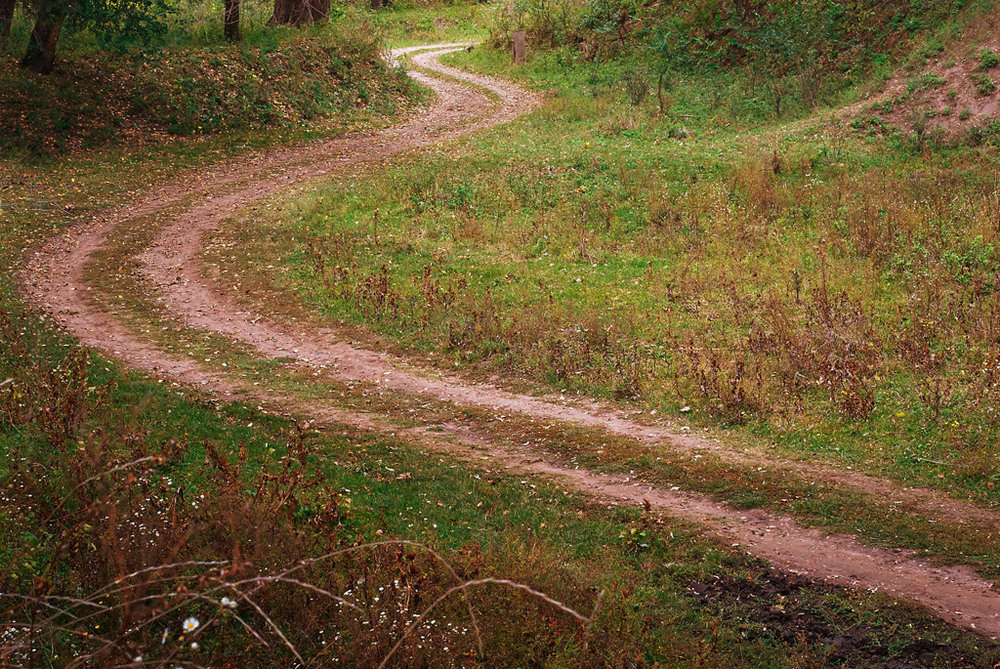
[0,376,601,666]
[971,72,996,96]
[620,66,650,107]
[978,47,999,70]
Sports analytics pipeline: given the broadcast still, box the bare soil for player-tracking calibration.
[20,45,1000,639]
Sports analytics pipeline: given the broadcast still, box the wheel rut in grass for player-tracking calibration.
[21,45,1000,639]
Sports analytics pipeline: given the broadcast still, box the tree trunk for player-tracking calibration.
[224,0,240,41]
[511,29,526,65]
[0,0,15,42]
[657,69,666,115]
[272,0,329,25]
[311,0,329,21]
[20,0,63,74]
[271,0,289,24]
[370,0,381,10]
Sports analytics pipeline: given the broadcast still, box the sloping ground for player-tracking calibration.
[20,45,1000,639]
[0,31,415,156]
[863,13,1000,140]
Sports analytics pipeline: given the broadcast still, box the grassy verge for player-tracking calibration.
[5,343,998,665]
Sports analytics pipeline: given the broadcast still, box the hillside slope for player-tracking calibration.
[0,23,419,157]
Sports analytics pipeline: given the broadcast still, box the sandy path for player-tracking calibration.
[20,45,1000,638]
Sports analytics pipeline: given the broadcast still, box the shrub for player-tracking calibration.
[978,47,999,70]
[971,72,996,96]
[0,407,600,666]
[620,66,649,106]
[906,72,946,92]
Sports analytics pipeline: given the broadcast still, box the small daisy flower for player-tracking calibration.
[221,596,238,609]
[161,628,169,644]
[182,617,200,633]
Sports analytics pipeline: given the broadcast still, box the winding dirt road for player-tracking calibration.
[20,45,1000,638]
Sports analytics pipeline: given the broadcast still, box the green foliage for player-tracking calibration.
[488,0,966,120]
[619,65,648,106]
[971,71,996,95]
[977,46,999,70]
[577,0,638,51]
[919,36,944,58]
[489,0,578,51]
[60,0,174,48]
[906,72,946,92]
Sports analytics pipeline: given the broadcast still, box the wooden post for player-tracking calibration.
[511,29,526,65]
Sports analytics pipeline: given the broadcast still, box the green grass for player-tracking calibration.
[210,44,1000,511]
[0,19,421,157]
[4,3,1000,664]
[376,3,490,47]
[62,180,1000,580]
[6,346,997,665]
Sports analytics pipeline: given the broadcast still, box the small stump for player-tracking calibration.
[511,30,526,65]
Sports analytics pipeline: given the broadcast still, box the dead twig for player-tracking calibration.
[378,577,599,669]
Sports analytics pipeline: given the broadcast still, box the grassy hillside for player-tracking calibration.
[497,0,995,127]
[0,8,419,157]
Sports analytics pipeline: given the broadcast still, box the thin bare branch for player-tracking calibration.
[379,578,596,669]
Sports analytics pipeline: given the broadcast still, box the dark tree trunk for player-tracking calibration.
[0,0,15,42]
[311,0,330,21]
[271,0,329,26]
[370,0,382,10]
[224,0,240,40]
[657,69,666,115]
[20,0,63,74]
[271,0,290,24]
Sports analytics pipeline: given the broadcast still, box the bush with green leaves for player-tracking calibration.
[620,65,648,106]
[972,72,996,95]
[978,47,999,70]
